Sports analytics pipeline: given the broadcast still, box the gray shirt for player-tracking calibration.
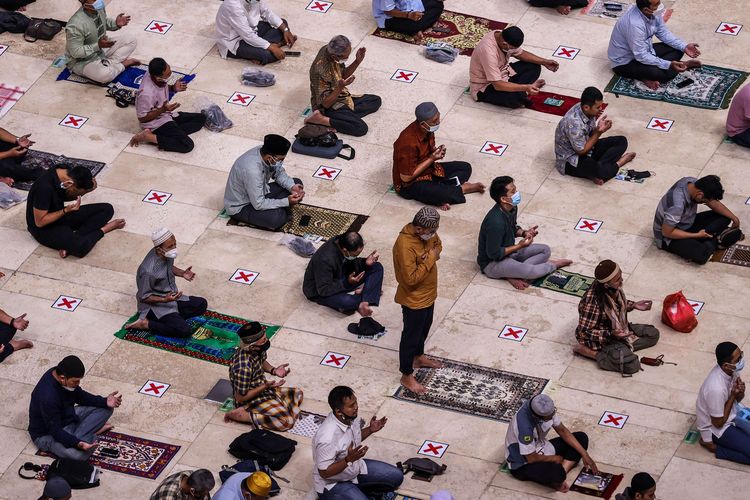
[554,103,596,174]
[135,248,187,319]
[653,176,697,247]
[223,145,295,216]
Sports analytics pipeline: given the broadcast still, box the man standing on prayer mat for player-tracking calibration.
[469,26,559,109]
[392,102,485,210]
[393,207,444,394]
[225,322,303,431]
[372,0,444,43]
[527,0,588,16]
[0,127,44,186]
[65,0,140,84]
[555,87,636,185]
[727,83,750,149]
[608,0,701,90]
[124,228,208,338]
[224,134,304,231]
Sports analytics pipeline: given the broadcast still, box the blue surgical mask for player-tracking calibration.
[422,122,439,133]
[265,156,283,168]
[734,357,745,373]
[510,192,522,206]
[91,0,106,11]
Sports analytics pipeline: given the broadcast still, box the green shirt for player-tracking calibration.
[65,7,119,73]
[477,204,520,271]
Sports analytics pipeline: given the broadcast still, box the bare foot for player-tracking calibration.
[533,79,546,89]
[124,318,149,330]
[95,423,114,436]
[555,5,571,14]
[573,344,597,360]
[640,79,660,90]
[550,258,573,269]
[413,31,425,43]
[400,374,427,395]
[129,129,157,147]
[0,176,13,186]
[225,407,253,424]
[9,339,33,351]
[122,58,141,68]
[556,481,570,493]
[461,182,486,195]
[438,203,451,211]
[102,218,126,234]
[304,109,332,127]
[685,59,702,69]
[59,249,68,259]
[616,152,636,167]
[700,440,717,453]
[591,177,605,186]
[507,278,530,290]
[357,301,373,317]
[414,354,443,369]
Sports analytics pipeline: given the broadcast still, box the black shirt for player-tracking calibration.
[303,237,366,300]
[26,168,66,232]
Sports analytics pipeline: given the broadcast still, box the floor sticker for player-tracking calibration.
[139,380,170,398]
[390,69,418,83]
[479,141,508,157]
[229,269,259,286]
[306,0,332,13]
[313,165,341,181]
[59,114,88,129]
[647,117,674,132]
[553,45,580,60]
[0,45,7,57]
[146,20,173,34]
[51,295,82,312]
[575,217,603,233]
[228,91,255,107]
[499,325,528,342]
[687,299,704,315]
[599,411,628,429]
[716,22,742,36]
[418,440,449,458]
[321,351,350,369]
[142,190,172,205]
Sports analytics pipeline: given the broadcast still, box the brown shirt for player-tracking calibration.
[392,121,445,192]
[309,45,354,111]
[393,224,441,309]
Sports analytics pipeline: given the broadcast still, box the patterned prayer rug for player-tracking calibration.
[528,91,608,117]
[372,10,507,56]
[531,269,594,298]
[289,411,326,439]
[57,64,188,91]
[37,431,179,480]
[14,150,106,191]
[604,65,749,109]
[393,357,548,422]
[582,0,631,19]
[711,244,750,268]
[114,310,280,366]
[0,83,25,118]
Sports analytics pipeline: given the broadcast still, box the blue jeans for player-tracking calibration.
[319,459,404,499]
[33,406,113,461]
[315,263,384,314]
[734,403,750,435]
[713,423,750,465]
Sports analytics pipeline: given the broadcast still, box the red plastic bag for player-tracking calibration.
[661,291,698,333]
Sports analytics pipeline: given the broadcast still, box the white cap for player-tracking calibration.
[151,227,173,247]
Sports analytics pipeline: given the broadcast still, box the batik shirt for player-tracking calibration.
[309,46,354,111]
[229,348,274,406]
[150,472,211,500]
[554,103,596,174]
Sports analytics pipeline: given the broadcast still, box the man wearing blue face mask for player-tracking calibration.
[65,0,139,84]
[124,228,208,338]
[478,176,572,290]
[696,342,750,465]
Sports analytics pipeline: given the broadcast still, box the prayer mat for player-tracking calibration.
[604,65,749,110]
[0,83,25,118]
[582,0,631,19]
[570,469,623,499]
[711,244,750,267]
[531,269,594,298]
[289,411,326,439]
[204,378,234,403]
[114,310,280,366]
[393,356,548,422]
[37,431,179,480]
[528,92,608,117]
[372,10,507,56]
[14,149,106,191]
[57,64,188,91]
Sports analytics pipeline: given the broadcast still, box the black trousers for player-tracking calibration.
[325,95,382,137]
[383,0,444,35]
[0,322,17,364]
[230,177,303,231]
[29,203,113,258]
[398,161,472,206]
[511,432,589,488]
[663,211,731,264]
[152,112,206,154]
[146,296,208,338]
[612,43,684,83]
[529,0,588,8]
[729,128,750,148]
[564,136,628,182]
[477,61,542,108]
[227,21,285,65]
[399,304,434,375]
[0,140,43,183]
[0,0,36,10]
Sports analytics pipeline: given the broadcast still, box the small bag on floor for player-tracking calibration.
[0,11,30,34]
[424,42,459,64]
[228,429,297,470]
[396,457,447,482]
[241,67,276,87]
[47,459,100,490]
[661,290,698,333]
[24,18,62,42]
[291,124,354,160]
[195,96,233,132]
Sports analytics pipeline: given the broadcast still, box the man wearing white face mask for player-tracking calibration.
[392,102,484,210]
[477,176,572,290]
[124,228,208,338]
[216,0,297,65]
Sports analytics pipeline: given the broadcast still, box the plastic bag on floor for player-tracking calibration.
[279,234,317,258]
[241,67,276,87]
[0,183,26,209]
[424,42,459,64]
[195,96,233,133]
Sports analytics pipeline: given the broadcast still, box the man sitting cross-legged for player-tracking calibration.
[527,0,588,16]
[478,176,572,290]
[150,468,215,500]
[303,231,384,318]
[555,87,635,185]
[225,322,303,431]
[0,127,43,187]
[0,292,33,364]
[372,0,444,43]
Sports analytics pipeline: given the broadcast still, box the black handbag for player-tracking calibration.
[24,18,63,42]
[0,11,30,34]
[396,457,447,482]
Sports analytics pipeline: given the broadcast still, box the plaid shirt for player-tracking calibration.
[575,286,635,351]
[309,46,354,111]
[229,348,274,405]
[150,472,211,500]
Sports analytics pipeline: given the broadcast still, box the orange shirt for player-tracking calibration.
[393,223,442,309]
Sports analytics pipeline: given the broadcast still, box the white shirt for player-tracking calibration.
[215,0,283,58]
[212,472,250,500]
[696,365,736,441]
[312,412,368,494]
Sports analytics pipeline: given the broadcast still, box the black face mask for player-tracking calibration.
[254,341,271,352]
[337,409,356,424]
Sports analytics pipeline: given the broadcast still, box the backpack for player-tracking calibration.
[46,459,101,489]
[0,11,30,34]
[228,430,297,471]
[596,342,641,376]
[296,124,338,148]
[219,459,283,496]
[24,18,63,42]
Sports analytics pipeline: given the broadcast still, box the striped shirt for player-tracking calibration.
[653,177,697,247]
[135,248,187,319]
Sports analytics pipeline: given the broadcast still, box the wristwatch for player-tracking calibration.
[283,27,289,32]
[346,461,352,467]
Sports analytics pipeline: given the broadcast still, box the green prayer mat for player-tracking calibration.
[114,310,279,366]
[531,270,594,298]
[604,65,749,110]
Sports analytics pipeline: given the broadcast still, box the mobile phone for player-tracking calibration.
[284,51,301,57]
[604,3,623,10]
[98,446,120,458]
[543,97,564,107]
[676,78,694,89]
[299,215,311,227]
[448,176,460,186]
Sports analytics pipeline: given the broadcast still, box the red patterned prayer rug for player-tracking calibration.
[527,91,608,117]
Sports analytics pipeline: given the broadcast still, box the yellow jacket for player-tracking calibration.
[393,223,442,309]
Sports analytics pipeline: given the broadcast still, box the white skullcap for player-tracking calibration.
[151,228,173,247]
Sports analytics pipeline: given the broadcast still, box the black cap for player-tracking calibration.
[630,472,656,494]
[502,26,524,47]
[56,355,85,378]
[263,134,291,156]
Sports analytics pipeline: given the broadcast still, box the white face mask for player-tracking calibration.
[63,385,76,392]
[419,232,435,241]
[164,248,178,259]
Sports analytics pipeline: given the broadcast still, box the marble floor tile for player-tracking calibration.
[0,228,37,270]
[657,457,750,500]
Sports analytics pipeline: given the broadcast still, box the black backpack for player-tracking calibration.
[228,430,297,471]
[47,459,100,489]
[24,18,63,42]
[0,11,30,34]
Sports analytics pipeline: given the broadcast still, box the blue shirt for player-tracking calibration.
[504,401,562,470]
[213,472,250,500]
[607,5,686,70]
[372,0,425,29]
[554,103,597,173]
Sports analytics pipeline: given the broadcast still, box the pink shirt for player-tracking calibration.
[135,75,174,131]
[727,83,750,137]
[469,30,522,100]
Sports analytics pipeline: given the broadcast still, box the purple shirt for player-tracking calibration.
[135,75,173,131]
[727,83,750,137]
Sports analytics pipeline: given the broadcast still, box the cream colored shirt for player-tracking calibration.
[469,30,522,100]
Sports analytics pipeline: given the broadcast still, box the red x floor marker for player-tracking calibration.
[390,69,418,83]
[321,351,351,369]
[145,20,173,34]
[647,117,674,132]
[142,189,172,206]
[599,411,628,429]
[306,0,332,13]
[480,141,508,157]
[553,45,580,60]
[51,295,82,312]
[418,440,449,458]
[499,325,528,342]
[228,91,255,107]
[230,268,259,286]
[0,44,7,57]
[59,114,88,129]
[139,380,170,398]
[716,22,742,36]
[575,217,603,233]
[687,299,704,315]
[313,165,341,181]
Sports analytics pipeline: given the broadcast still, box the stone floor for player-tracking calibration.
[1,0,749,498]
